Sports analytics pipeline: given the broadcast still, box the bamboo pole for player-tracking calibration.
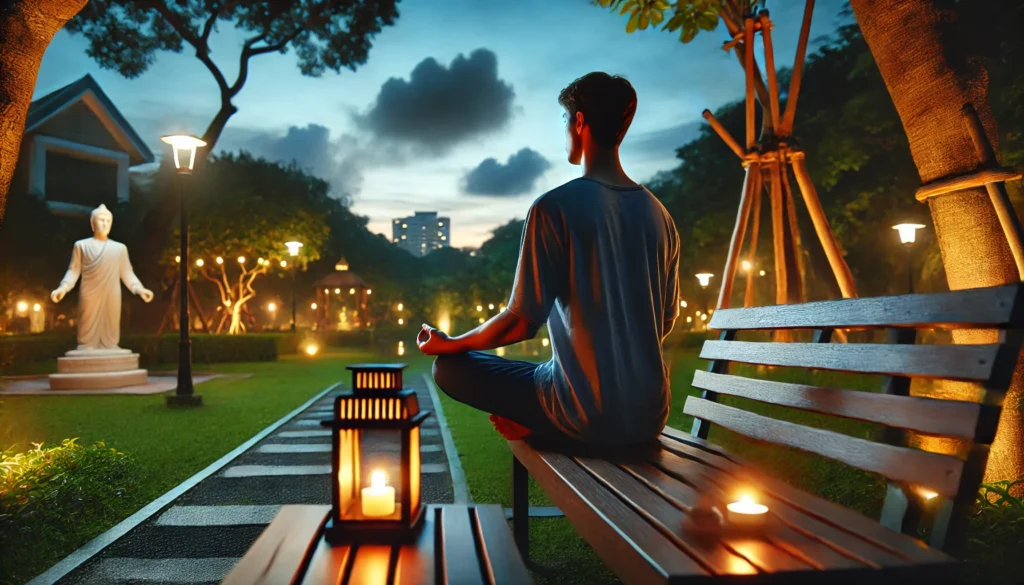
[717,162,761,309]
[720,11,772,112]
[744,16,756,149]
[781,162,806,302]
[769,160,788,305]
[961,104,1024,279]
[743,173,764,308]
[780,0,815,136]
[790,152,858,298]
[758,10,781,131]
[702,109,746,159]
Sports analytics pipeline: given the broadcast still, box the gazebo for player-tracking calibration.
[313,257,373,330]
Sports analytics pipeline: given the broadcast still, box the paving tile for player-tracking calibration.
[156,505,281,526]
[274,430,331,438]
[255,443,331,454]
[99,526,266,559]
[176,476,332,506]
[222,465,331,478]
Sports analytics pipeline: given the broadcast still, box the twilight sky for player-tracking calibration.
[35,0,847,248]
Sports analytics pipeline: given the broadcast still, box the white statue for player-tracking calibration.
[51,204,154,352]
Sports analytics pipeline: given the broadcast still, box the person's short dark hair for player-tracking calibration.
[558,72,637,149]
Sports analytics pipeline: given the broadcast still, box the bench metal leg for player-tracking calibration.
[512,454,529,559]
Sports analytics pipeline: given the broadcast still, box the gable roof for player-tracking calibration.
[27,74,155,165]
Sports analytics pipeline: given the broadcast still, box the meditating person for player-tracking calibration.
[417,72,680,446]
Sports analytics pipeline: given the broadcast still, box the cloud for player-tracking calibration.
[357,49,516,155]
[624,120,703,159]
[217,123,373,198]
[462,148,551,196]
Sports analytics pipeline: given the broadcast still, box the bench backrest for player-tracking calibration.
[687,283,1024,554]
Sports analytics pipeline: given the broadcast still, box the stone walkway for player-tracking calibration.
[48,377,455,585]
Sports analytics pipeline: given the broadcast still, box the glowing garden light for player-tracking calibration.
[160,134,206,174]
[695,273,714,288]
[893,223,926,245]
[285,241,304,257]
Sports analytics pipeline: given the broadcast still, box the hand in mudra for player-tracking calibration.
[138,288,154,303]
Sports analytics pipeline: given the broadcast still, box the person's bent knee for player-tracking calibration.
[434,354,473,401]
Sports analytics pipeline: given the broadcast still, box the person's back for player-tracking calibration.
[515,177,679,445]
[420,71,680,448]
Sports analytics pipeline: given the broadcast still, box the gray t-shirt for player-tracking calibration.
[507,177,680,445]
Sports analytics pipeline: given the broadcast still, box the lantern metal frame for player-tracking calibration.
[320,363,428,544]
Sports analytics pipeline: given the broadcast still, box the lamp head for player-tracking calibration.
[695,273,714,288]
[285,241,304,257]
[892,223,926,245]
[161,135,207,174]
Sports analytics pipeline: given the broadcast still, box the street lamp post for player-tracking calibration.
[695,273,714,330]
[892,224,925,294]
[162,134,206,408]
[285,241,303,333]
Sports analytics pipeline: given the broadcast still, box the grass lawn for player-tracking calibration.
[0,348,376,585]
[435,345,1024,585]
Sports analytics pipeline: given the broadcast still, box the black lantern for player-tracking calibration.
[321,364,428,543]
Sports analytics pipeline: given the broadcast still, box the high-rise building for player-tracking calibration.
[392,211,451,257]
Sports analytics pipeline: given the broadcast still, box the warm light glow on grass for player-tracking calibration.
[304,344,319,356]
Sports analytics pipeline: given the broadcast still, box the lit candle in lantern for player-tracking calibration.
[726,495,768,526]
[361,470,395,517]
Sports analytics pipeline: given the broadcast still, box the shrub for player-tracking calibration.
[0,333,297,375]
[0,439,143,585]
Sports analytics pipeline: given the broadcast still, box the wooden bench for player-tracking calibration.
[509,283,1024,584]
[222,504,533,585]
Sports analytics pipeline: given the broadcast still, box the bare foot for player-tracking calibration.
[489,414,532,440]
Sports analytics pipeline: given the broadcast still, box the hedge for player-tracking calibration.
[0,333,300,375]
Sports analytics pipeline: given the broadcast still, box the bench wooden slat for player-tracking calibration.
[619,460,871,571]
[510,440,710,584]
[303,539,354,585]
[659,428,953,565]
[699,340,999,381]
[708,284,1021,331]
[346,544,395,585]
[440,506,488,585]
[393,505,437,585]
[648,445,907,568]
[691,370,982,438]
[473,505,534,585]
[221,504,330,585]
[575,457,762,575]
[683,398,964,496]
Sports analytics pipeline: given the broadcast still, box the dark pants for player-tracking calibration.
[432,351,559,436]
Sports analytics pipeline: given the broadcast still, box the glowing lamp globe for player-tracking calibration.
[695,273,714,288]
[320,363,428,543]
[285,241,303,257]
[893,223,925,245]
[160,135,207,174]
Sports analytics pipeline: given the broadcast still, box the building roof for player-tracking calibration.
[314,271,371,290]
[27,74,155,165]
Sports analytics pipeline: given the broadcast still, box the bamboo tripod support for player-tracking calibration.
[709,0,857,311]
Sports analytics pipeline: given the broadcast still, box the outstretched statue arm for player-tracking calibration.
[51,243,82,303]
[120,246,154,303]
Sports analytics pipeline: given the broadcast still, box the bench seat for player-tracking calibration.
[511,427,956,585]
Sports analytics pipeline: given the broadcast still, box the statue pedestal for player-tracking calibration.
[49,349,148,390]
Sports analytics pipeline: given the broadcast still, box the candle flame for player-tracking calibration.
[371,470,386,489]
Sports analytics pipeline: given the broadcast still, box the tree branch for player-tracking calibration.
[148,0,230,94]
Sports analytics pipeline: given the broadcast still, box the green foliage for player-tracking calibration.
[595,0,755,43]
[0,439,143,585]
[65,1,400,80]
[0,333,292,374]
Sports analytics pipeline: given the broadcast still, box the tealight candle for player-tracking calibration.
[361,470,395,517]
[726,495,768,527]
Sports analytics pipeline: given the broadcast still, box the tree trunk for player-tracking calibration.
[0,0,87,223]
[852,0,1024,484]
